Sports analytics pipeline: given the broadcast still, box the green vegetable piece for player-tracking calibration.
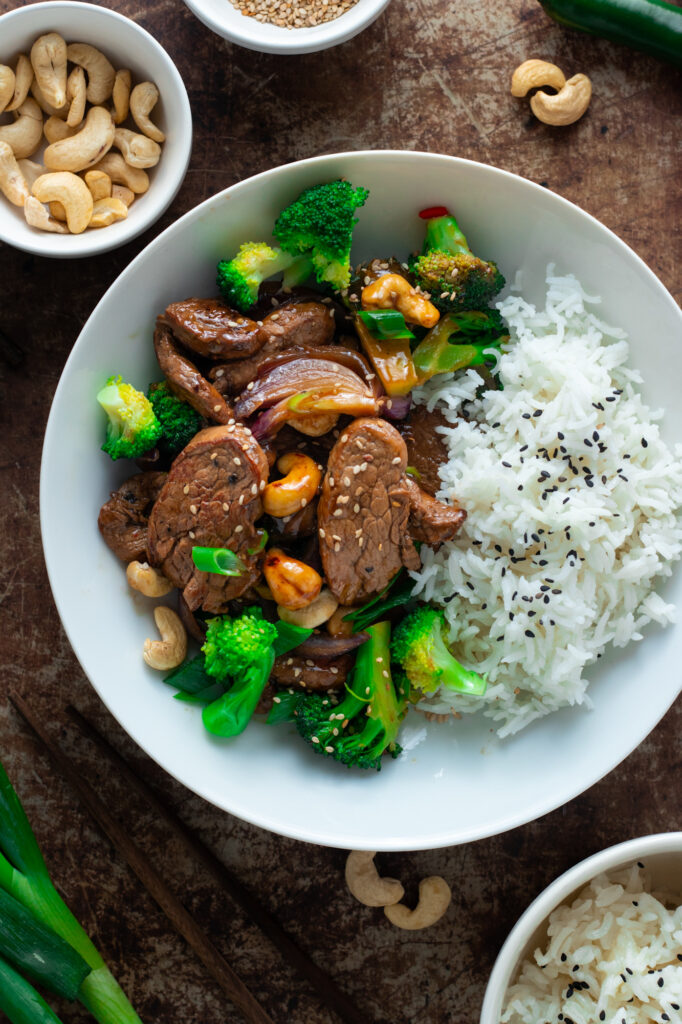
[97,375,162,461]
[273,621,314,658]
[344,571,415,633]
[266,690,302,725]
[148,381,202,458]
[164,654,213,694]
[191,546,246,577]
[391,605,487,697]
[356,310,415,341]
[413,310,508,382]
[173,681,226,705]
[0,953,66,1024]
[216,242,311,313]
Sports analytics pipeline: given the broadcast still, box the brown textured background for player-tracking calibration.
[1,0,681,1021]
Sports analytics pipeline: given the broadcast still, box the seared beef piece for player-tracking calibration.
[405,476,466,549]
[295,631,368,660]
[178,592,207,643]
[318,418,420,606]
[147,424,269,614]
[98,472,167,562]
[154,322,231,424]
[160,298,265,361]
[270,652,353,691]
[397,405,451,497]
[255,683,276,715]
[210,355,264,397]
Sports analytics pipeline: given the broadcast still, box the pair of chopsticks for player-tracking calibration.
[9,691,366,1024]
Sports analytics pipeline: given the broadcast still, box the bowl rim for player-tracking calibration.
[40,150,682,849]
[480,830,682,1023]
[0,0,193,258]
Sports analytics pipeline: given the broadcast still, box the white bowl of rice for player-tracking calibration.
[482,832,682,1024]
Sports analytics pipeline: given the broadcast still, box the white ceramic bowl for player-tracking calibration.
[182,0,391,54]
[40,151,682,850]
[0,1,192,258]
[481,832,682,1023]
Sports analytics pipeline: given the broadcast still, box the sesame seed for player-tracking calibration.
[189,504,197,514]
[210,452,218,461]
[234,524,243,533]
[251,483,258,495]
[353,503,360,512]
[183,484,190,494]
[392,456,401,465]
[333,509,343,517]
[223,503,229,511]
[213,404,221,412]
[188,531,195,539]
[319,528,326,538]
[233,457,241,466]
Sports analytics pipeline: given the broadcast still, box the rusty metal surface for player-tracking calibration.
[0,0,681,1021]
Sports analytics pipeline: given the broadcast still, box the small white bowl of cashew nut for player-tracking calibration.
[0,1,192,257]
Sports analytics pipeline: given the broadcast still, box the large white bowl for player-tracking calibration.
[182,0,391,54]
[0,2,192,258]
[40,151,682,851]
[481,832,682,1023]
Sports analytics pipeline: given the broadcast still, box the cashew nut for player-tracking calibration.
[289,412,339,437]
[530,73,592,126]
[89,196,128,228]
[49,201,67,221]
[264,548,322,610]
[30,78,68,118]
[43,116,79,144]
[129,81,165,143]
[126,560,174,597]
[362,273,440,328]
[384,876,452,930]
[326,605,357,638]
[66,66,86,128]
[0,99,43,159]
[44,105,114,173]
[23,195,68,233]
[91,152,149,194]
[112,69,131,125]
[32,172,93,234]
[112,183,135,207]
[66,43,115,105]
[113,127,161,169]
[0,66,15,114]
[84,169,112,201]
[0,141,29,206]
[30,32,67,109]
[143,606,187,670]
[263,453,322,518]
[6,55,33,112]
[277,588,339,629]
[17,158,44,190]
[345,851,405,908]
[511,59,566,98]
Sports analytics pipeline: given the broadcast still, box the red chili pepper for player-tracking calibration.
[418,206,450,219]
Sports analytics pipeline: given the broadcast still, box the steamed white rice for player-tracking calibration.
[501,864,682,1024]
[411,267,682,735]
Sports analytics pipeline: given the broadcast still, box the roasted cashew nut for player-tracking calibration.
[44,105,115,173]
[384,876,452,930]
[277,588,339,629]
[66,43,116,105]
[531,73,592,126]
[362,273,440,328]
[66,66,86,128]
[23,195,68,233]
[6,55,33,112]
[264,548,322,610]
[84,169,112,201]
[511,59,566,97]
[89,196,128,228]
[17,158,44,190]
[30,32,67,109]
[32,172,93,234]
[0,99,43,159]
[112,183,135,207]
[129,81,165,143]
[0,65,15,114]
[263,452,322,518]
[112,69,132,124]
[113,127,161,169]
[143,606,187,670]
[289,411,339,437]
[126,560,174,597]
[345,851,405,908]
[91,152,149,194]
[43,116,79,144]
[30,78,68,118]
[0,142,29,206]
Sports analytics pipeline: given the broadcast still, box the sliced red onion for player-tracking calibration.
[381,392,412,420]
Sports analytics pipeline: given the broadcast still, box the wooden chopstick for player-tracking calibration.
[9,691,275,1024]
[65,704,367,1024]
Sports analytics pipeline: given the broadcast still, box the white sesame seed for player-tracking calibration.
[223,502,229,511]
[239,494,245,505]
[392,456,401,465]
[210,452,218,460]
[382,669,389,678]
[319,528,326,538]
[333,509,343,517]
[233,457,241,466]
[329,476,335,487]
[251,483,258,495]
[189,530,195,539]
[312,736,320,744]
[273,696,281,703]
[334,542,341,552]
[337,495,350,504]
[213,404,221,412]
[234,524,243,533]
[247,381,255,390]
[260,480,266,491]
[183,484,190,494]
[353,503,360,513]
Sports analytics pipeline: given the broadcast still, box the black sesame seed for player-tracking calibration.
[522,412,531,419]
[625,967,633,975]
[658,977,664,988]
[599,1013,606,1022]
[528,610,536,617]
[502,461,512,468]
[632,900,638,906]
[525,629,535,638]
[584,438,593,447]
[642,437,648,448]
[557,432,564,440]
[492,421,500,428]
[534,409,543,416]
[517,485,523,491]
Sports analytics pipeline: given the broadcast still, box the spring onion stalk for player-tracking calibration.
[0,952,65,1024]
[0,760,143,1024]
[191,546,246,576]
[356,310,415,340]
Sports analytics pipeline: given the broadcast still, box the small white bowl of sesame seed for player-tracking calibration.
[182,0,392,53]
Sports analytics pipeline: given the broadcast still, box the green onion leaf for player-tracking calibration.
[164,654,212,695]
[173,681,227,705]
[357,310,415,340]
[273,621,313,657]
[0,953,66,1024]
[345,572,416,633]
[247,529,268,555]
[192,546,246,577]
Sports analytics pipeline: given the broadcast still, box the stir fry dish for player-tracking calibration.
[96,179,508,771]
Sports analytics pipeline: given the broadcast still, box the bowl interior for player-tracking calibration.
[0,1,191,257]
[40,151,682,850]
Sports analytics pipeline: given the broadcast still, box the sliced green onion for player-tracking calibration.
[247,529,268,555]
[357,310,415,341]
[287,391,311,412]
[191,546,246,577]
[405,466,422,482]
[0,953,65,1024]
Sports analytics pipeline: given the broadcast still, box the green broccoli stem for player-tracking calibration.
[282,255,313,289]
[423,214,471,257]
[432,629,487,696]
[202,648,276,737]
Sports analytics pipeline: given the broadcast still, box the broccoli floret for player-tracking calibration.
[97,375,162,461]
[201,608,278,737]
[273,179,369,292]
[391,605,487,697]
[409,208,505,313]
[289,621,407,771]
[216,241,310,313]
[148,381,203,458]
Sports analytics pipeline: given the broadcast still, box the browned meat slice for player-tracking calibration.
[160,298,265,360]
[397,405,452,497]
[147,424,269,614]
[318,418,420,606]
[210,355,264,397]
[154,321,231,424]
[98,472,167,562]
[270,652,353,691]
[405,476,466,548]
[266,498,319,542]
